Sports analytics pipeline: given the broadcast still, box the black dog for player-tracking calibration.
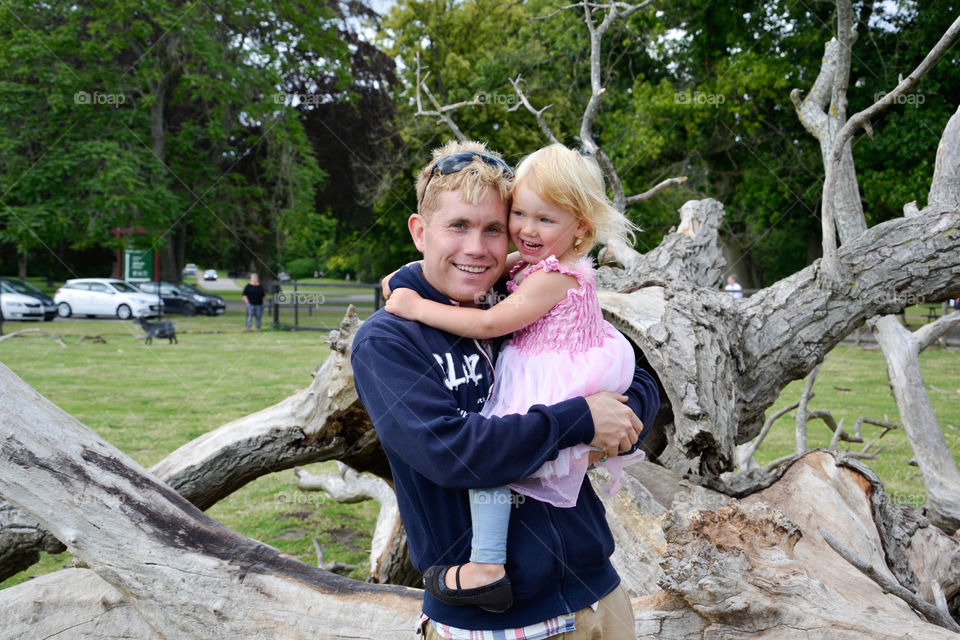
[137,317,177,344]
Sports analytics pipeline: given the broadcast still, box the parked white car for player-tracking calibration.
[0,287,45,321]
[0,278,57,321]
[54,278,163,319]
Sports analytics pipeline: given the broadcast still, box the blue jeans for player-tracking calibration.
[469,486,511,564]
[246,304,264,329]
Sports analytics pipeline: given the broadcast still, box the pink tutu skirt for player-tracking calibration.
[481,323,643,507]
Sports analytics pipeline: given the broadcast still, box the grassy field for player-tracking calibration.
[1,307,959,591]
[757,345,960,505]
[0,309,378,589]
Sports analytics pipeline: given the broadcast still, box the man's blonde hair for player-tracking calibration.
[416,140,513,218]
[513,144,635,253]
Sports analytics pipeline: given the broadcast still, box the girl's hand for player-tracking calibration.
[588,449,606,465]
[384,288,424,321]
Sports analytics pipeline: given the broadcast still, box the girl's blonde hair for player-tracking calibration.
[513,144,636,253]
[416,140,513,218]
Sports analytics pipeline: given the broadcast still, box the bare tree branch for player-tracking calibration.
[928,105,960,209]
[508,75,561,145]
[837,15,960,153]
[739,399,804,467]
[819,527,960,632]
[792,0,867,282]
[0,329,66,347]
[871,314,960,531]
[413,52,480,142]
[625,176,689,205]
[914,310,960,352]
[795,363,822,454]
[821,13,960,277]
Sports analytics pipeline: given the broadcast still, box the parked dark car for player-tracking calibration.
[0,278,58,321]
[134,281,226,316]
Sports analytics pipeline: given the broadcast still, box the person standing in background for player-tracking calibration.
[242,273,266,331]
[724,275,743,299]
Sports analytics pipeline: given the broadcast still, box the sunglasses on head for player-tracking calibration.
[419,151,514,208]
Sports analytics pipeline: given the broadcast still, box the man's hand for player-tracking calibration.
[585,391,643,458]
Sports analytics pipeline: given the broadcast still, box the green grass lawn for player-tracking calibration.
[0,309,377,589]
[757,345,960,505]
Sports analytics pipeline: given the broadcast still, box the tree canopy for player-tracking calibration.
[0,0,957,284]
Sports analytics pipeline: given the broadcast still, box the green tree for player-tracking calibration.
[0,0,353,280]
[374,0,959,286]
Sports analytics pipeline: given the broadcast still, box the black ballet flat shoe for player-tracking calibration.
[422,564,513,613]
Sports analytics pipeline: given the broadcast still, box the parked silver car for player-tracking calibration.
[0,278,57,321]
[54,278,163,319]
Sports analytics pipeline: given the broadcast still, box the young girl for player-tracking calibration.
[385,143,643,611]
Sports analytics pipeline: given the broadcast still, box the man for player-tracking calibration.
[242,273,266,331]
[351,140,659,639]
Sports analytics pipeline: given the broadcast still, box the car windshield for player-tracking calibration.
[0,281,16,294]
[178,283,205,295]
[2,279,45,295]
[111,281,141,293]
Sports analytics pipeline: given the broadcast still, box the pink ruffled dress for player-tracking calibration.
[480,255,644,508]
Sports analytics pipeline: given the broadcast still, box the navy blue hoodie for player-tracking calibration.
[351,263,659,630]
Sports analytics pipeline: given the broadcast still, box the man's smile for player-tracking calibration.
[455,264,489,273]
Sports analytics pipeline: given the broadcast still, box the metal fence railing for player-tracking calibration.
[271,281,382,331]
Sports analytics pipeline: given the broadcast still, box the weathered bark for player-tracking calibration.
[930,105,960,209]
[7,407,960,640]
[0,362,421,639]
[599,198,727,291]
[651,451,960,638]
[0,501,65,580]
[0,569,160,639]
[871,313,960,533]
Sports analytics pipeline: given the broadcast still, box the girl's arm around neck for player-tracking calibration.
[381,260,424,299]
[384,269,579,339]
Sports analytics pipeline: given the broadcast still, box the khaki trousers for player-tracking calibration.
[422,584,635,640]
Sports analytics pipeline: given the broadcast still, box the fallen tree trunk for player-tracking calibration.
[0,307,408,584]
[633,451,960,638]
[6,411,959,639]
[0,361,421,639]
